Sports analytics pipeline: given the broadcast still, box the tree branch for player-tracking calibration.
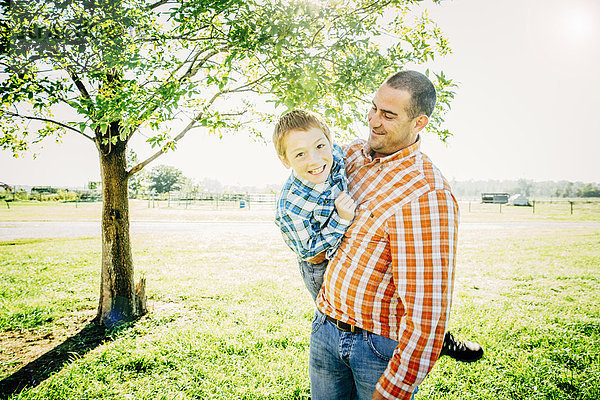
[148,0,171,11]
[70,74,92,100]
[225,74,270,94]
[137,31,218,43]
[3,111,95,142]
[179,49,219,82]
[127,117,196,177]
[127,90,224,177]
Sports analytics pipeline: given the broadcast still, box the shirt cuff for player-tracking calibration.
[376,378,416,400]
[335,214,354,229]
[338,215,354,224]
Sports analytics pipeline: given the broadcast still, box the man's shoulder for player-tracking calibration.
[416,151,453,193]
[379,150,455,209]
[389,154,457,216]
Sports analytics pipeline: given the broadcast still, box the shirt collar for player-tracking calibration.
[361,135,422,164]
[292,170,329,192]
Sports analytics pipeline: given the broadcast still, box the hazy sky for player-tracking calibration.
[2,0,599,188]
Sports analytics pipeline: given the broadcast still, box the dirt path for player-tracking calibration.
[2,220,599,241]
[0,220,277,240]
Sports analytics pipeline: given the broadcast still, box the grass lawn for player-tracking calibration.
[0,201,599,399]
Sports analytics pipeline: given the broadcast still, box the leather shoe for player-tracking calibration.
[439,332,483,362]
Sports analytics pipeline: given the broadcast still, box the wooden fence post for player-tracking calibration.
[570,201,573,215]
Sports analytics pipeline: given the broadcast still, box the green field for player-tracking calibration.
[1,201,599,399]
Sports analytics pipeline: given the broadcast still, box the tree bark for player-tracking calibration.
[95,134,146,328]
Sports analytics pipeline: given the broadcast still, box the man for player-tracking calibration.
[310,70,477,400]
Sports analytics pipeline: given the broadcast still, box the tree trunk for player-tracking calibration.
[95,136,146,328]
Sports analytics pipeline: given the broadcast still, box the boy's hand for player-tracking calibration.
[335,192,356,221]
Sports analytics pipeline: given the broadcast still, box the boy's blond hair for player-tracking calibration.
[273,110,332,158]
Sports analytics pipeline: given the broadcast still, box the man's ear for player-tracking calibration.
[413,115,429,134]
[279,154,291,169]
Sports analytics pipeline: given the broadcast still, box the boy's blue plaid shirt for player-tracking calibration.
[275,144,351,260]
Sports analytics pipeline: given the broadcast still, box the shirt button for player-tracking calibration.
[378,165,383,170]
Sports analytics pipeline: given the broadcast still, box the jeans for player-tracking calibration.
[298,259,328,301]
[309,310,418,400]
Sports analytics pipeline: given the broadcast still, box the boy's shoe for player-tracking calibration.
[439,332,483,362]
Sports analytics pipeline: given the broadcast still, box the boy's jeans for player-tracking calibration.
[309,310,418,400]
[298,259,328,301]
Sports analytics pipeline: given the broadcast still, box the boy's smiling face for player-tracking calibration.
[279,127,333,185]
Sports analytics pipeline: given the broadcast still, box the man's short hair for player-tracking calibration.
[273,109,332,158]
[385,70,437,118]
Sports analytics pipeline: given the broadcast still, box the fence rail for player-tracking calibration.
[145,192,278,209]
[459,199,600,216]
[3,191,600,216]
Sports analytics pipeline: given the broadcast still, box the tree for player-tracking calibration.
[0,182,14,206]
[179,176,200,198]
[560,181,575,198]
[148,165,183,194]
[514,178,532,197]
[1,0,455,327]
[577,184,600,198]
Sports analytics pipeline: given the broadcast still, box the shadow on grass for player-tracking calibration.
[0,321,111,399]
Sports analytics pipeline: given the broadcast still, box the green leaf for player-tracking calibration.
[99,123,108,136]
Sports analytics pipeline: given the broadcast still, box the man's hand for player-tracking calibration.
[307,251,327,264]
[372,390,387,400]
[335,192,357,221]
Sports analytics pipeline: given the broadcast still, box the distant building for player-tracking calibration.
[509,194,531,206]
[481,192,509,204]
[31,186,58,194]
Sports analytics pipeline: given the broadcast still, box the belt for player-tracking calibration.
[326,315,363,334]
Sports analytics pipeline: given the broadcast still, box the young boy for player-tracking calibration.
[273,109,484,363]
[273,109,355,301]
